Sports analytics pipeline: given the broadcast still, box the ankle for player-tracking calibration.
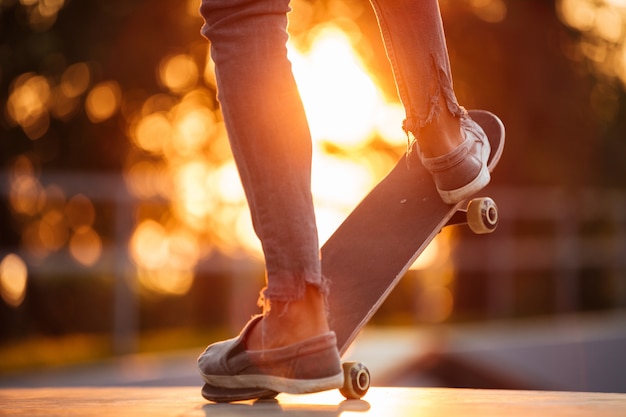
[417,112,463,158]
[248,285,330,350]
[270,285,328,330]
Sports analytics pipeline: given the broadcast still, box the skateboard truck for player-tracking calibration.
[446,197,498,234]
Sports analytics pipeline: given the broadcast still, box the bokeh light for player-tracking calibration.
[124,161,170,199]
[5,60,95,139]
[18,0,67,31]
[38,207,69,252]
[558,0,626,88]
[69,226,102,267]
[467,0,508,23]
[64,194,96,231]
[9,173,43,217]
[0,254,28,308]
[129,220,199,295]
[159,54,199,94]
[130,220,170,271]
[85,81,122,123]
[61,63,92,98]
[6,156,104,265]
[6,73,51,140]
[132,112,172,155]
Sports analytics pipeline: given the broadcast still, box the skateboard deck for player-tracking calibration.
[201,109,505,402]
[325,109,504,356]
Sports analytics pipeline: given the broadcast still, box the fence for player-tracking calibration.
[2,173,625,352]
[453,186,626,318]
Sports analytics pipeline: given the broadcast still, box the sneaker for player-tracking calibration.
[419,115,491,204]
[197,316,343,396]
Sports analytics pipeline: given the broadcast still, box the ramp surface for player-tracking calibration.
[2,387,625,416]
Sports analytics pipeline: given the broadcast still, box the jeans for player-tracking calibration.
[199,0,463,304]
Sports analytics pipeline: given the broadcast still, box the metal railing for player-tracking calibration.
[453,186,626,317]
[2,173,625,351]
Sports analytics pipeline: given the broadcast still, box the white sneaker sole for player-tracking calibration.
[438,163,491,204]
[200,371,344,395]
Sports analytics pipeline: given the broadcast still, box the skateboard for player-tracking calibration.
[201,109,505,402]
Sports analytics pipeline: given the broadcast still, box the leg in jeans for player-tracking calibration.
[370,0,490,203]
[197,0,343,395]
[200,0,324,306]
[197,0,490,395]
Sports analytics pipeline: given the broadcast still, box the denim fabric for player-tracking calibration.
[368,0,464,134]
[199,0,461,303]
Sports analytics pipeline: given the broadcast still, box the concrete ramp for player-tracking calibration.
[2,387,626,416]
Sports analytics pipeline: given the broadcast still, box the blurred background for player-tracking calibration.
[1,0,626,393]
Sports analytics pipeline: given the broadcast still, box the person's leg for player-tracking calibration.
[369,0,490,203]
[197,0,342,394]
[200,0,328,345]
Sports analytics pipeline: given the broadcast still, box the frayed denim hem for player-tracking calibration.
[258,273,331,310]
[402,56,466,139]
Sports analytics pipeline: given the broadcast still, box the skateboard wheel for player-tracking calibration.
[339,361,370,400]
[467,197,498,234]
